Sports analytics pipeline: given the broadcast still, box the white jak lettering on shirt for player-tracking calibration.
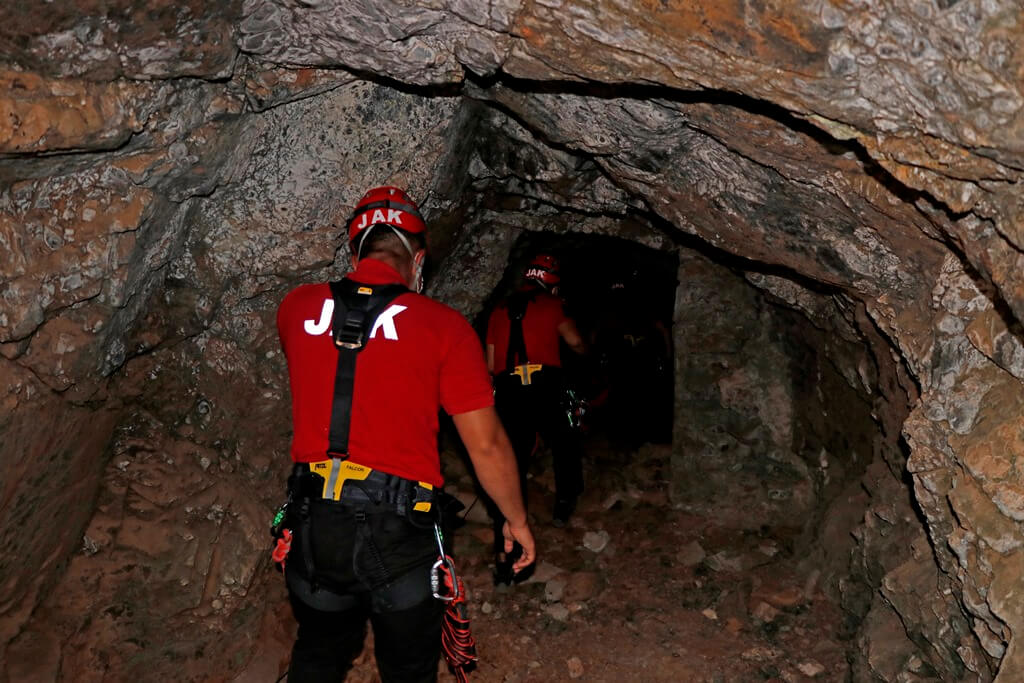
[303,299,406,341]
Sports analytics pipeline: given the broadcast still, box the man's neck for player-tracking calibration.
[357,254,411,287]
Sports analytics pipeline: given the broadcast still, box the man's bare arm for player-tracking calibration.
[557,318,586,355]
[452,406,536,571]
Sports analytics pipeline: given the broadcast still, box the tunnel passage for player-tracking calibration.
[466,215,893,559]
[4,2,1024,681]
[426,210,910,679]
[0,82,980,683]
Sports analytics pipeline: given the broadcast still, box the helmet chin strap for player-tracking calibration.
[389,227,424,292]
[356,224,379,261]
[412,260,424,293]
[390,226,417,260]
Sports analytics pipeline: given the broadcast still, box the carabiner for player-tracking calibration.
[431,523,461,601]
[431,557,456,601]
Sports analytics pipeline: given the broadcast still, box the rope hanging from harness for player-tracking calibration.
[440,567,476,682]
[432,525,477,681]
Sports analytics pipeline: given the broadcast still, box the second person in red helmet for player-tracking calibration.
[484,253,587,584]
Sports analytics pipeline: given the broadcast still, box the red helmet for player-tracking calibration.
[347,186,426,249]
[524,253,560,290]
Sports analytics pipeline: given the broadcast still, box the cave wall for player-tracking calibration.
[671,251,877,535]
[1,76,249,665]
[1,75,473,680]
[2,1,1024,681]
[670,245,1001,679]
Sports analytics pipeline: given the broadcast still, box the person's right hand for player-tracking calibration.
[503,520,536,573]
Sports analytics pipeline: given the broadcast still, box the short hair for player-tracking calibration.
[351,226,426,259]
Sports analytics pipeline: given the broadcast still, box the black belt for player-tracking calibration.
[289,459,436,513]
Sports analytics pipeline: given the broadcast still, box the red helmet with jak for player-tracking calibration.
[347,186,426,253]
[524,253,560,290]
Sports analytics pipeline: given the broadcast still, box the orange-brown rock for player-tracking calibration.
[0,70,153,153]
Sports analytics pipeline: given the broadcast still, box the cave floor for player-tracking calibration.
[341,437,850,683]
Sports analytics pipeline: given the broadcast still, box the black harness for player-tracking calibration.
[274,277,465,613]
[326,279,408,458]
[287,279,408,607]
[504,289,538,371]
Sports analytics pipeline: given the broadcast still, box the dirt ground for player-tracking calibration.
[335,434,851,683]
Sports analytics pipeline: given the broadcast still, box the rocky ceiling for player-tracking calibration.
[2,0,1024,681]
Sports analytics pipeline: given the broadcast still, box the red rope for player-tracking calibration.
[271,529,292,571]
[438,557,477,681]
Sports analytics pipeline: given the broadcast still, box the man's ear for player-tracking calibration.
[350,253,359,269]
[414,249,426,265]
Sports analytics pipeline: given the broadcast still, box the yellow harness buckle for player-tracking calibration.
[309,458,372,501]
[512,363,544,385]
[412,481,434,512]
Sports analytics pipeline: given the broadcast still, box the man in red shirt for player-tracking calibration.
[276,186,535,682]
[485,254,585,582]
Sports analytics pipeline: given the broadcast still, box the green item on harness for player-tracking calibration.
[270,503,288,536]
[564,388,586,429]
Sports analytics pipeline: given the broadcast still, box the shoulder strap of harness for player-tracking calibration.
[326,279,408,459]
[505,290,538,371]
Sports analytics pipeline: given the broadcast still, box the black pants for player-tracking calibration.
[486,368,583,547]
[285,498,444,682]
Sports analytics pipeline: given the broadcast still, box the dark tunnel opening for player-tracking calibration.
[474,230,679,448]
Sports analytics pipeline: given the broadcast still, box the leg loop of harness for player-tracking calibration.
[283,462,442,592]
[298,497,318,593]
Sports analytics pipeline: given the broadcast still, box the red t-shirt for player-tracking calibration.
[277,259,494,486]
[486,289,569,373]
